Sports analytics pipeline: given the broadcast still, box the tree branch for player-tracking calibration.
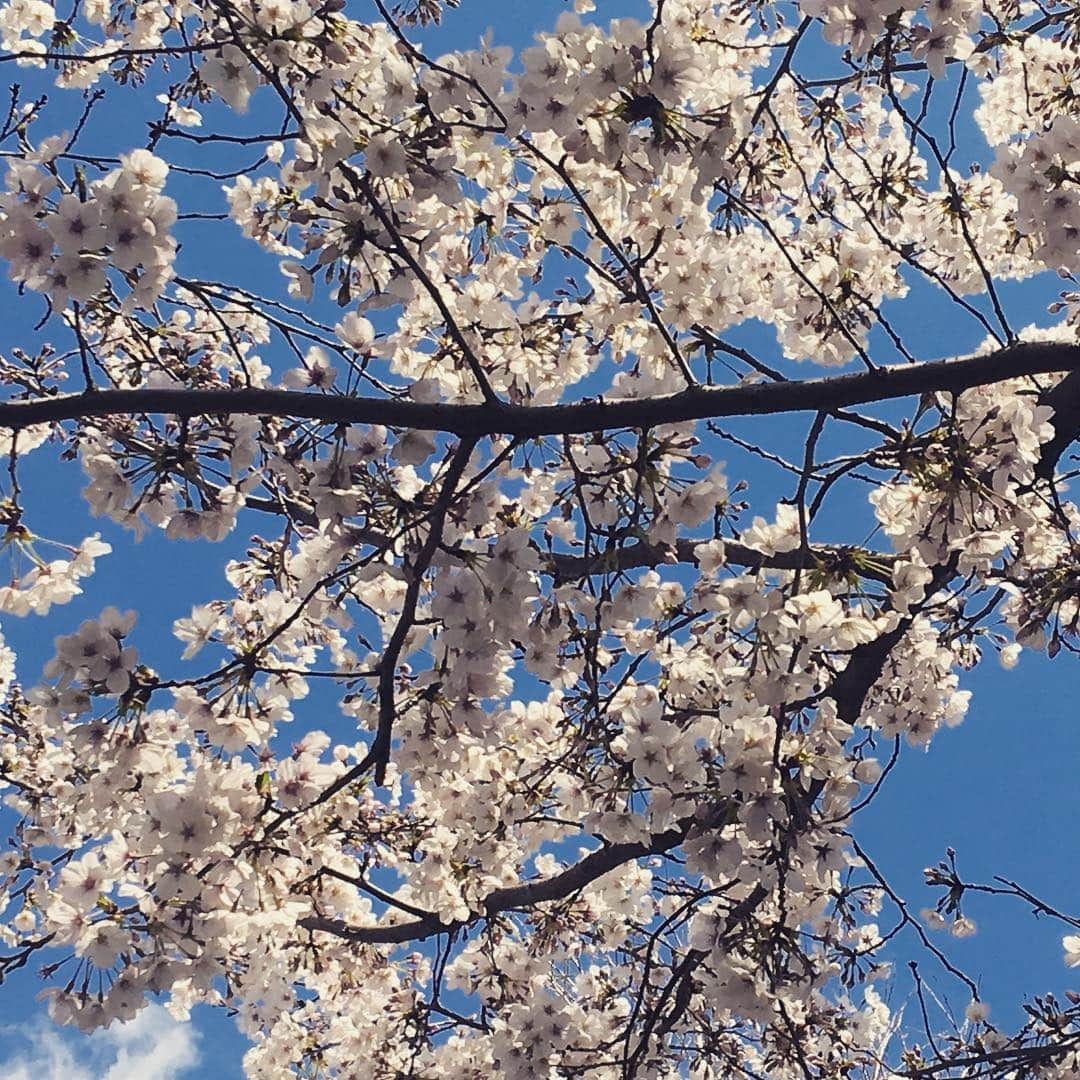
[1036,367,1080,479]
[1,342,1076,437]
[298,804,732,945]
[370,437,476,784]
[546,537,896,584]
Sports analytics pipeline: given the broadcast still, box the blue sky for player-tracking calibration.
[0,1,1077,1075]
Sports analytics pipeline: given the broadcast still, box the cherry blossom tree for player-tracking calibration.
[1,0,1080,1075]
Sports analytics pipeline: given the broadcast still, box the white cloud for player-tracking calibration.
[97,1005,201,1080]
[1,1027,90,1080]
[1,1004,201,1080]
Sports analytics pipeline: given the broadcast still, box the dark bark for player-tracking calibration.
[0,341,1076,438]
[299,803,733,945]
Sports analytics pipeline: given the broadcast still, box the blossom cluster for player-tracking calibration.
[0,145,176,309]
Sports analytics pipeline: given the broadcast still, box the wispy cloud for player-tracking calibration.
[1,1004,201,1080]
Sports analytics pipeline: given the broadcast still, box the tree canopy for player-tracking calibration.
[0,0,1079,1076]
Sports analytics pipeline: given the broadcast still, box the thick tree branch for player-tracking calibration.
[547,537,896,584]
[2,342,1077,437]
[1036,368,1080,479]
[299,804,733,945]
[240,490,899,583]
[370,437,476,784]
